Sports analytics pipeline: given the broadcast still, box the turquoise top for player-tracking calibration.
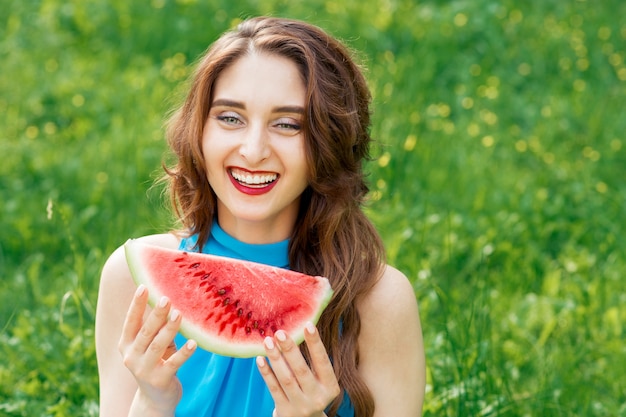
[174,222,355,417]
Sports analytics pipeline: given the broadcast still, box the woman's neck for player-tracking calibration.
[215,213,294,244]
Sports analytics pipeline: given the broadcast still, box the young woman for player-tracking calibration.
[96,16,425,417]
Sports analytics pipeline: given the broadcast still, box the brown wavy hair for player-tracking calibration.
[164,17,385,417]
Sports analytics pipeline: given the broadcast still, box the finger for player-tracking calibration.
[303,322,338,386]
[274,330,318,393]
[142,308,184,364]
[163,338,197,374]
[264,333,311,402]
[163,340,178,361]
[256,355,289,406]
[119,284,149,350]
[133,295,172,354]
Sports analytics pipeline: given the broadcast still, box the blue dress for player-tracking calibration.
[174,223,355,417]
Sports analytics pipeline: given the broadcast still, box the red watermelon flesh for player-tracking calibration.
[124,239,333,358]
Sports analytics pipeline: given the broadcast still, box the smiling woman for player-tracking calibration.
[95,16,425,417]
[202,53,309,241]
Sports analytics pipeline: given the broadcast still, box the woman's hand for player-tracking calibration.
[118,284,197,416]
[256,322,340,417]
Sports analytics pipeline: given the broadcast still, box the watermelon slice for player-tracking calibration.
[124,239,333,358]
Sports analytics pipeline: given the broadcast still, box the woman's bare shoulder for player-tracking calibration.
[358,265,418,319]
[100,233,182,289]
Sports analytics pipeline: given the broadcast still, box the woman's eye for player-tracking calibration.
[275,120,301,131]
[216,114,242,125]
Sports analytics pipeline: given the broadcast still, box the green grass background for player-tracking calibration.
[1,0,625,415]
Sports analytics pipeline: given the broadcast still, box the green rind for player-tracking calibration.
[123,239,334,358]
[124,239,166,313]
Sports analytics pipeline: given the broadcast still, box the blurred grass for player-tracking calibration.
[1,0,625,416]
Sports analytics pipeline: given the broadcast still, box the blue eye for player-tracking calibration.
[217,115,242,125]
[278,123,300,130]
[275,118,301,131]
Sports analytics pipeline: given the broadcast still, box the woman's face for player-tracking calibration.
[202,52,309,243]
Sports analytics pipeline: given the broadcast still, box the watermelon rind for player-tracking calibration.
[124,239,333,358]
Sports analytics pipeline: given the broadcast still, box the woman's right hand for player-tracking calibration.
[118,284,197,416]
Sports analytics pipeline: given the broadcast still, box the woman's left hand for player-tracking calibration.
[256,321,340,417]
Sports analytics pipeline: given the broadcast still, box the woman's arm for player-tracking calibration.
[95,233,193,417]
[96,242,144,416]
[357,265,426,417]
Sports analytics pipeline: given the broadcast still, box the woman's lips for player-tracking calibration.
[229,168,279,195]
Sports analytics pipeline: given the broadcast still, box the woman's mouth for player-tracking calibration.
[229,168,278,195]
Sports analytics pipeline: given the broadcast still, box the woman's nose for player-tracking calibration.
[239,125,271,164]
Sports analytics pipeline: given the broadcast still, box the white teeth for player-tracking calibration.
[231,170,277,185]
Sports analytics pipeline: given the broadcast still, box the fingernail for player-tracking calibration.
[135,284,146,297]
[264,336,274,350]
[256,356,266,368]
[275,330,287,342]
[305,321,316,335]
[186,339,197,350]
[170,309,180,322]
[159,296,169,308]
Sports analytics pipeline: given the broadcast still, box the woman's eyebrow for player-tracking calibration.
[211,98,245,109]
[273,105,304,114]
[211,99,304,115]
